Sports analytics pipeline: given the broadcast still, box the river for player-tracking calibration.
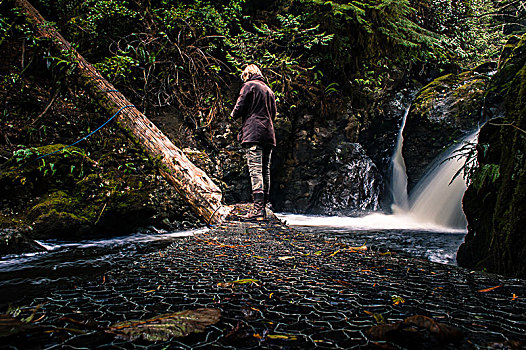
[0,214,466,311]
[276,212,466,265]
[0,229,203,309]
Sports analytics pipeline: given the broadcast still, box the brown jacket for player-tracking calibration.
[231,75,276,146]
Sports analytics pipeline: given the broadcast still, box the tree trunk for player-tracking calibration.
[13,0,231,225]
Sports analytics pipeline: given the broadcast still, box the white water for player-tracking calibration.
[33,228,201,252]
[392,131,478,229]
[276,212,466,233]
[0,228,205,306]
[0,228,204,273]
[278,108,479,233]
[390,105,410,212]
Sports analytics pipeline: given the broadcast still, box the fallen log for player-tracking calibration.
[13,0,231,225]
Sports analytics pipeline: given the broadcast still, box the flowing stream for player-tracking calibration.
[390,105,410,212]
[0,229,203,308]
[0,109,479,308]
[278,111,479,266]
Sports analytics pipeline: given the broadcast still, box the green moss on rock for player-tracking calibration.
[403,69,489,191]
[457,33,526,278]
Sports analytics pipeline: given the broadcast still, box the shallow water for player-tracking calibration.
[276,212,466,265]
[0,229,203,308]
[1,214,467,309]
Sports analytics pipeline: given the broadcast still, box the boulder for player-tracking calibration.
[0,228,45,255]
[0,144,200,240]
[312,142,381,215]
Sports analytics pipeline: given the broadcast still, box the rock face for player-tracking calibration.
[312,142,381,214]
[270,113,383,214]
[402,69,490,191]
[457,34,526,278]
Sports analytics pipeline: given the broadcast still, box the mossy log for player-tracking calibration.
[13,0,231,225]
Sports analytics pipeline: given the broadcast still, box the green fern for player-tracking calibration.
[472,164,500,191]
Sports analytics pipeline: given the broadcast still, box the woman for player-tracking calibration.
[231,64,276,220]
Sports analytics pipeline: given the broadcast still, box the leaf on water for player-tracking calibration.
[367,315,464,344]
[217,279,260,288]
[278,256,294,260]
[392,295,405,305]
[364,310,386,324]
[267,334,298,340]
[347,244,368,252]
[0,314,37,337]
[107,308,221,342]
[329,250,340,257]
[477,285,502,293]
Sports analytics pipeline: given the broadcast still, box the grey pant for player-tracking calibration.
[245,144,272,195]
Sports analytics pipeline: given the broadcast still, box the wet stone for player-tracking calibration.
[2,204,526,349]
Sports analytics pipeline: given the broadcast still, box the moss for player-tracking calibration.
[27,191,77,222]
[412,71,487,125]
[457,37,526,278]
[0,214,19,229]
[31,209,90,239]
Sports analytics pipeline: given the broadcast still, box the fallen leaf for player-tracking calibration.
[365,310,386,324]
[477,285,502,293]
[392,295,405,305]
[107,308,220,341]
[267,334,298,340]
[278,256,294,260]
[347,244,368,252]
[0,314,37,337]
[329,250,340,257]
[217,279,260,288]
[367,315,463,345]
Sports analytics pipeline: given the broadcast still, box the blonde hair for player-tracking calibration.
[241,64,263,82]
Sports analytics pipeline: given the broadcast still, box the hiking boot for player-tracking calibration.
[263,192,273,218]
[245,192,266,221]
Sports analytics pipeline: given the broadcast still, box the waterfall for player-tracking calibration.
[390,105,410,213]
[390,131,479,229]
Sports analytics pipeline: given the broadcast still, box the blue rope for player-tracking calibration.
[1,104,134,175]
[35,104,135,160]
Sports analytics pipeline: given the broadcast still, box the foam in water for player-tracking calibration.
[391,131,479,229]
[276,212,466,233]
[278,115,478,233]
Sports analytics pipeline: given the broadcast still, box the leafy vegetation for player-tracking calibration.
[0,0,524,241]
[25,0,517,126]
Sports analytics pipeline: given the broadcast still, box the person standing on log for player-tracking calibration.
[231,64,277,220]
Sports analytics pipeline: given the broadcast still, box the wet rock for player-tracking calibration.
[270,110,383,214]
[366,315,465,350]
[312,142,381,214]
[457,34,526,278]
[0,228,45,255]
[403,70,489,191]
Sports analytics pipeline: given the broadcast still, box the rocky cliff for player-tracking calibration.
[457,34,526,278]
